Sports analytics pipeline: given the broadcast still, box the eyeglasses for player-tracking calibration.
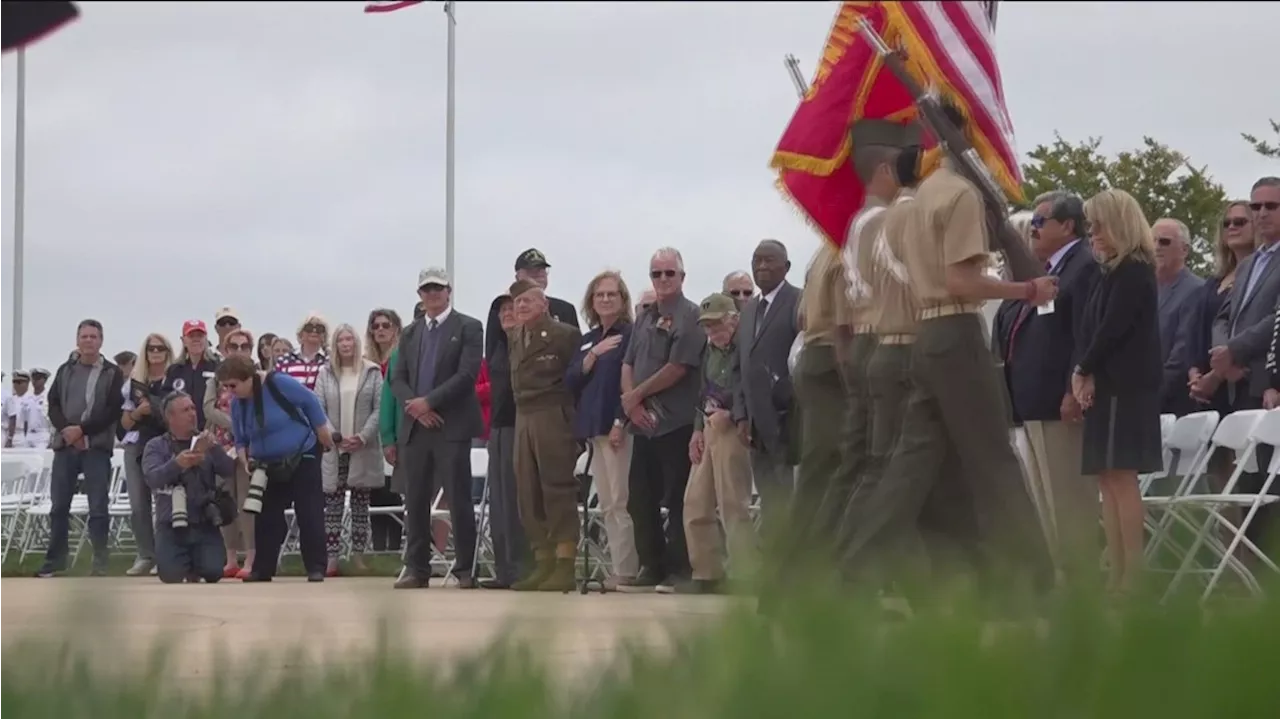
[727,290,752,298]
[370,321,394,331]
[146,345,167,353]
[1156,237,1175,247]
[226,342,252,352]
[1250,201,1279,212]
[215,317,239,328]
[650,269,678,279]
[1029,215,1047,229]
[302,323,326,334]
[1223,217,1250,229]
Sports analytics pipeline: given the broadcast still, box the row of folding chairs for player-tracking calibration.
[1140,409,1280,603]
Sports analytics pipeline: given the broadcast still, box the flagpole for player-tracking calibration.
[784,54,808,99]
[444,0,456,286]
[12,48,27,370]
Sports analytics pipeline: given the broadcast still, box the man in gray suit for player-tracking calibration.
[389,267,485,589]
[733,240,801,528]
[1152,218,1204,416]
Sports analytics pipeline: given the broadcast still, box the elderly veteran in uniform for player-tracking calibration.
[832,120,919,514]
[841,144,1060,598]
[507,279,583,592]
[681,293,756,594]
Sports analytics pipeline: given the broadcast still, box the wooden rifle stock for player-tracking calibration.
[855,19,1043,281]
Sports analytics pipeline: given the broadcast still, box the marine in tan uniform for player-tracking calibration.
[832,119,921,523]
[507,279,584,592]
[842,156,1060,598]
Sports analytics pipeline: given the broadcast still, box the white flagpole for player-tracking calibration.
[11,49,27,369]
[444,0,456,285]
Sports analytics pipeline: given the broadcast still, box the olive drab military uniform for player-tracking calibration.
[793,242,857,553]
[508,302,583,590]
[840,164,1053,593]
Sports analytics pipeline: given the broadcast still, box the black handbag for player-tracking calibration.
[211,486,239,526]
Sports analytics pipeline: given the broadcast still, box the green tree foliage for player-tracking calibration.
[1242,119,1279,159]
[1019,134,1227,276]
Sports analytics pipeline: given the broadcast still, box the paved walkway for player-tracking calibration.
[1,578,731,683]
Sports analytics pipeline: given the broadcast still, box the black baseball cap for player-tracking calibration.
[515,248,550,271]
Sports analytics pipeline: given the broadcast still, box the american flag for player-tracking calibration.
[364,0,427,13]
[770,1,1022,246]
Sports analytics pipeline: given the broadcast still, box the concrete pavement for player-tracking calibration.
[0,577,732,683]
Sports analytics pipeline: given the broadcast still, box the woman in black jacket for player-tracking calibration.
[119,334,175,576]
[1072,189,1164,595]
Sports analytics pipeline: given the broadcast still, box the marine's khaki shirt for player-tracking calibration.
[898,166,989,309]
[801,243,846,347]
[842,198,889,328]
[870,193,922,335]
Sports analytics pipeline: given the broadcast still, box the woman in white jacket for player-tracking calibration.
[314,323,384,576]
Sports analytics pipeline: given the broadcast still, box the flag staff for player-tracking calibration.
[11,48,27,369]
[444,0,456,285]
[783,54,808,99]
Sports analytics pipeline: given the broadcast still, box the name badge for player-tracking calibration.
[1037,300,1056,316]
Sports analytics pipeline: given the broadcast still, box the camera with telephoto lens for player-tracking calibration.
[243,461,269,514]
[171,485,189,528]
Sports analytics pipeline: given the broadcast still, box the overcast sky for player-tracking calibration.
[2,1,1277,370]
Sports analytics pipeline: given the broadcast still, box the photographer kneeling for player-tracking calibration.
[142,391,238,584]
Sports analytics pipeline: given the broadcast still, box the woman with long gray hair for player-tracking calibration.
[313,323,384,575]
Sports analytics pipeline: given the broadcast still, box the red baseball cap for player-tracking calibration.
[182,319,208,337]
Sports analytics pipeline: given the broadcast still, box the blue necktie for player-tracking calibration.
[415,319,440,395]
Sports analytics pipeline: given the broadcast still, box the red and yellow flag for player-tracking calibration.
[771,1,1023,247]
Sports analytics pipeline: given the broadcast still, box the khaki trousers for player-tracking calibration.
[589,434,639,578]
[514,405,580,556]
[1021,420,1098,573]
[684,420,757,580]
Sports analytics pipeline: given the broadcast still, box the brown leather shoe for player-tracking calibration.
[393,572,430,589]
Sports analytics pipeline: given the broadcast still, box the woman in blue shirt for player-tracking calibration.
[216,355,333,582]
[565,270,638,590]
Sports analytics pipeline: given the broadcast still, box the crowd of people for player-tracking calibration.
[5,135,1279,600]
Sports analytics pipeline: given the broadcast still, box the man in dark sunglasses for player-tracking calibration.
[1150,218,1204,416]
[721,270,755,311]
[212,306,241,355]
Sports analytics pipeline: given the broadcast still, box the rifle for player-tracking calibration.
[855,18,1044,282]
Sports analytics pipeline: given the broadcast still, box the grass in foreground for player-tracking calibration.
[4,583,1280,719]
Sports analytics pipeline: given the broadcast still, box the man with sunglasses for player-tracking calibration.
[1148,218,1204,417]
[722,271,755,311]
[212,306,241,356]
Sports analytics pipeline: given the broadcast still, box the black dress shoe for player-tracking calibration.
[242,574,272,583]
[393,574,430,589]
[307,571,325,583]
[479,579,511,590]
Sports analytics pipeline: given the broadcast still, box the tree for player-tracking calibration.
[1019,134,1227,276]
[1242,119,1280,160]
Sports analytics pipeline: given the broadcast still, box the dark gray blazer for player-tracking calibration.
[1221,245,1280,398]
[389,310,484,445]
[731,281,801,455]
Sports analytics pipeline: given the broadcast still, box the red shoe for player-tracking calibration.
[222,564,240,579]
[235,568,251,580]
[325,565,340,578]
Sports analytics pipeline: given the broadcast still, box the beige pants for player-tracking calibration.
[590,435,639,578]
[1021,420,1098,572]
[684,420,757,581]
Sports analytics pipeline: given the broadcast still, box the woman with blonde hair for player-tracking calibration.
[119,332,176,576]
[1182,200,1256,412]
[364,308,403,373]
[566,269,638,590]
[314,323,384,576]
[203,328,261,579]
[1072,188,1164,595]
[276,312,330,390]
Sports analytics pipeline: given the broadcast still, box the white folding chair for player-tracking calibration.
[1141,410,1222,562]
[1161,409,1280,603]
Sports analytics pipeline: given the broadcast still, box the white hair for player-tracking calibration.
[1155,217,1191,246]
[651,247,685,272]
[722,270,752,289]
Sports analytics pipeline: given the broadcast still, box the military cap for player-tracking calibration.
[698,293,738,323]
[508,279,540,298]
[515,248,550,271]
[849,119,922,149]
[29,367,50,378]
[11,370,30,381]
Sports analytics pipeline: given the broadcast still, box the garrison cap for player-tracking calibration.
[508,279,540,298]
